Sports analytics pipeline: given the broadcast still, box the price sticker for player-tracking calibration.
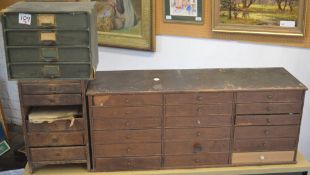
[280,21,296,28]
[18,13,32,25]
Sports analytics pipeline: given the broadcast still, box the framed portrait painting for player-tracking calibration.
[212,0,307,36]
[94,0,155,51]
[164,0,204,24]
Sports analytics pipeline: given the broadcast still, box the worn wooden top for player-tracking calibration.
[87,68,307,95]
[2,1,96,13]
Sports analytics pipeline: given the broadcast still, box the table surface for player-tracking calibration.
[24,153,310,175]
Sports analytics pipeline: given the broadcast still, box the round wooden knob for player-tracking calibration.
[125,122,130,126]
[196,96,203,101]
[260,155,265,160]
[267,95,273,99]
[266,118,271,124]
[196,120,201,125]
[100,103,104,106]
[196,132,201,137]
[264,130,270,135]
[124,98,129,103]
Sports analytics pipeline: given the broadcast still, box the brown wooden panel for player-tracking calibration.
[93,94,163,106]
[28,118,84,132]
[21,83,81,95]
[235,114,301,126]
[234,126,299,139]
[94,143,161,157]
[165,115,232,128]
[233,138,297,152]
[30,146,86,162]
[165,92,233,105]
[165,140,230,155]
[92,106,162,118]
[28,132,84,147]
[95,156,161,171]
[166,104,233,117]
[232,151,295,164]
[165,127,231,141]
[22,94,82,106]
[236,103,303,115]
[164,153,229,167]
[93,118,161,130]
[236,91,303,103]
[93,129,161,144]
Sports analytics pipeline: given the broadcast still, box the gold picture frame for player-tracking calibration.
[212,0,307,36]
[94,0,155,51]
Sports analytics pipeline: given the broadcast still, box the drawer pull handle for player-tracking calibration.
[264,130,270,135]
[196,107,202,112]
[193,143,203,153]
[124,98,129,103]
[196,96,203,101]
[262,142,267,147]
[196,132,201,137]
[125,122,130,126]
[194,159,200,163]
[196,120,201,125]
[266,107,272,112]
[52,137,58,143]
[267,95,273,99]
[266,118,271,124]
[100,103,104,106]
[127,148,131,153]
[260,155,265,160]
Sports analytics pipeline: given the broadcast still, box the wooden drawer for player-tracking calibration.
[233,138,297,152]
[22,94,81,106]
[28,131,84,147]
[93,129,161,144]
[30,146,86,162]
[236,91,303,103]
[95,156,161,171]
[21,82,81,95]
[236,103,302,115]
[8,47,90,63]
[6,31,89,46]
[165,127,231,141]
[10,64,92,80]
[93,118,161,130]
[93,94,163,106]
[4,13,88,30]
[232,151,295,164]
[164,153,229,167]
[166,92,233,105]
[165,140,230,155]
[235,114,301,126]
[92,106,162,118]
[94,143,161,157]
[166,104,233,117]
[28,118,84,132]
[165,115,232,128]
[234,126,299,139]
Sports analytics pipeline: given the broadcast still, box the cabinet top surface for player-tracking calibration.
[2,2,96,13]
[87,68,307,95]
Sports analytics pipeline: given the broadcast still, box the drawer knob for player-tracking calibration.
[52,137,59,143]
[266,107,272,112]
[196,132,201,137]
[262,142,267,147]
[267,95,273,99]
[196,120,201,125]
[264,130,270,135]
[266,118,271,124]
[196,107,202,112]
[100,103,104,107]
[196,96,203,101]
[55,153,61,157]
[193,143,203,153]
[260,155,265,160]
[127,148,131,153]
[194,159,201,163]
[49,98,56,103]
[124,98,129,103]
[125,122,130,126]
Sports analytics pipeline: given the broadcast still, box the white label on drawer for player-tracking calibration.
[166,15,172,20]
[280,21,296,27]
[19,13,32,25]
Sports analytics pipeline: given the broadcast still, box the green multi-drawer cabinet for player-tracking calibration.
[1,1,98,80]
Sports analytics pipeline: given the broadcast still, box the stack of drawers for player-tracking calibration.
[232,91,304,165]
[2,2,98,80]
[164,93,233,168]
[19,81,90,172]
[90,94,163,171]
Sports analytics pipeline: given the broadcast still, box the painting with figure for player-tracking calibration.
[96,0,141,34]
[220,0,300,27]
[170,0,198,17]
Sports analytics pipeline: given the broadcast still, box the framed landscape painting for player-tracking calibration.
[212,0,307,36]
[164,0,204,24]
[94,0,155,51]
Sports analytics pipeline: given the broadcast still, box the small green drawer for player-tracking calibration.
[3,13,88,29]
[6,31,89,46]
[8,47,90,63]
[10,64,92,79]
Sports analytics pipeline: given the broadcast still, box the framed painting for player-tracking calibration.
[212,0,307,36]
[164,0,204,24]
[94,0,155,51]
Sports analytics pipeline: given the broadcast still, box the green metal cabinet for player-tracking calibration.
[1,2,98,80]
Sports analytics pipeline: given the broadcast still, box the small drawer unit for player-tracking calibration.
[19,81,90,173]
[1,2,98,80]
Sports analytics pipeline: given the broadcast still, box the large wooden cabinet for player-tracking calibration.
[87,68,307,172]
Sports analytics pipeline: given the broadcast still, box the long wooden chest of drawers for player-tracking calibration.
[1,2,98,80]
[87,68,307,172]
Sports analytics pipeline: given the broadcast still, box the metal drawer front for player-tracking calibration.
[4,13,88,30]
[10,64,91,79]
[6,31,89,46]
[8,47,90,63]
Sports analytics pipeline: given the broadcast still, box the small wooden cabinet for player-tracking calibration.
[19,80,90,173]
[87,68,307,172]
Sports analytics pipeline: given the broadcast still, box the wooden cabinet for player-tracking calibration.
[1,2,98,80]
[19,81,90,173]
[87,68,307,172]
